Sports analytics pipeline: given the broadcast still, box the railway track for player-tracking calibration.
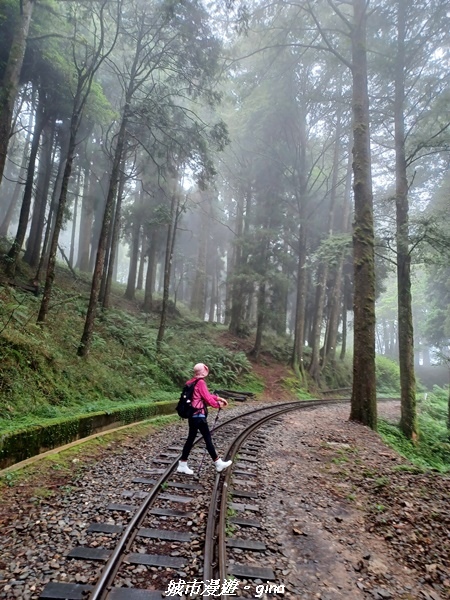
[38,399,345,600]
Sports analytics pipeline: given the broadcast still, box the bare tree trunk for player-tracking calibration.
[5,94,46,276]
[24,118,55,268]
[0,113,33,237]
[309,106,343,382]
[250,282,266,360]
[78,113,128,356]
[291,219,307,379]
[229,187,252,335]
[324,144,353,367]
[143,227,157,313]
[349,0,377,429]
[37,102,81,323]
[340,286,348,361]
[35,124,69,283]
[101,158,126,309]
[76,154,95,272]
[124,188,142,301]
[0,0,35,188]
[136,239,145,290]
[208,266,216,322]
[190,201,208,318]
[395,0,418,440]
[69,168,81,268]
[157,189,181,351]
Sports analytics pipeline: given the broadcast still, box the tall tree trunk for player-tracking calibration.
[324,144,353,367]
[309,107,343,382]
[124,188,142,301]
[76,153,95,272]
[24,118,55,268]
[69,168,81,267]
[35,127,69,283]
[349,0,377,429]
[395,0,418,440]
[340,284,348,361]
[157,189,181,351]
[78,112,128,356]
[37,99,82,323]
[136,238,145,290]
[101,158,126,309]
[0,0,35,188]
[229,187,247,335]
[291,219,307,379]
[6,95,46,276]
[290,108,308,379]
[250,282,266,360]
[143,227,158,313]
[208,265,216,323]
[0,112,33,237]
[89,171,109,273]
[190,203,208,318]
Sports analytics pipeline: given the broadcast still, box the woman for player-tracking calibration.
[177,363,232,475]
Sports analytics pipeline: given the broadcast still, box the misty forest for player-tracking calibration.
[1,0,450,451]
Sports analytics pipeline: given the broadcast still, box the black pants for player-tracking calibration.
[181,416,217,461]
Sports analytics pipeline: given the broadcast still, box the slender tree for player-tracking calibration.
[0,0,35,189]
[349,0,377,428]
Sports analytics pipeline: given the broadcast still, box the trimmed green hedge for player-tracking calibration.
[0,400,177,469]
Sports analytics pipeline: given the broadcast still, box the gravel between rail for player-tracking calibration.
[0,399,448,600]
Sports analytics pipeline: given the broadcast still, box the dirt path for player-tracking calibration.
[261,402,449,600]
[1,355,449,600]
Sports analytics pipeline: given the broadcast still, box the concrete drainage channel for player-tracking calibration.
[37,401,340,600]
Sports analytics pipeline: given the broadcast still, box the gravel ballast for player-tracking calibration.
[0,400,448,600]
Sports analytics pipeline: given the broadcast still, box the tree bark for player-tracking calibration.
[190,200,208,318]
[76,152,95,272]
[78,112,128,356]
[324,143,353,366]
[0,0,35,188]
[6,94,46,276]
[35,123,69,283]
[24,118,55,268]
[395,0,418,440]
[349,0,377,429]
[156,188,181,351]
[309,105,343,381]
[124,188,142,301]
[291,219,307,378]
[228,189,245,333]
[0,111,33,237]
[37,100,82,323]
[101,158,126,310]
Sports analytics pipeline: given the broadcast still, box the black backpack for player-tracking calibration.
[176,379,201,419]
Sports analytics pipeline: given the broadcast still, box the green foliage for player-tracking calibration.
[311,234,352,268]
[283,377,314,400]
[259,331,293,363]
[376,355,401,394]
[378,388,450,472]
[322,356,353,389]
[0,280,255,435]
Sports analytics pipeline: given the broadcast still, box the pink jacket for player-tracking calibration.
[187,378,220,416]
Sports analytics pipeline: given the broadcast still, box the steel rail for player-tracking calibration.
[204,399,348,599]
[87,400,317,599]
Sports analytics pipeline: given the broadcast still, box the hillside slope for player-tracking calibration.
[0,267,273,435]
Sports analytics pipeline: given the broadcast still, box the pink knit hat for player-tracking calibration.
[193,363,209,378]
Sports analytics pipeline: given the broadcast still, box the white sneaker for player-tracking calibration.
[177,461,194,475]
[215,458,232,473]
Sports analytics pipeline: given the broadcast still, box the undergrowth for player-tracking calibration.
[378,386,450,473]
[0,275,260,434]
